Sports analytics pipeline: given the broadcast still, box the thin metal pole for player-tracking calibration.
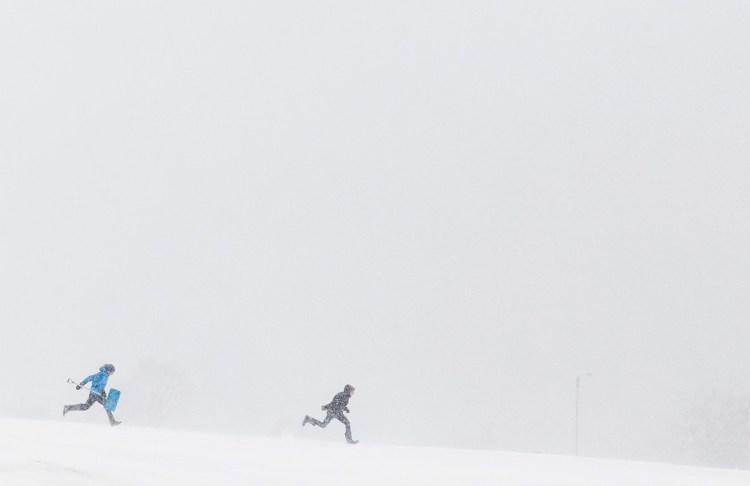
[576,376,581,456]
[576,373,591,456]
[67,378,102,397]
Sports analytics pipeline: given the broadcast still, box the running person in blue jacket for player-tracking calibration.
[64,364,121,426]
[302,384,358,444]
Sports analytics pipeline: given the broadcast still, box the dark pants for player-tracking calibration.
[66,392,118,425]
[309,410,353,441]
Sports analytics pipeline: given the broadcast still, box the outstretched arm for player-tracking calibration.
[80,374,96,386]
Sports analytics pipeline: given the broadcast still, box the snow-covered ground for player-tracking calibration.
[1,418,748,485]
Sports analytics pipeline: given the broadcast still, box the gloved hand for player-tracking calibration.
[344,407,350,414]
[101,390,107,399]
[76,385,82,390]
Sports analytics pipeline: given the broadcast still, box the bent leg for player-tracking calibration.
[335,412,354,442]
[309,412,334,428]
[66,394,99,412]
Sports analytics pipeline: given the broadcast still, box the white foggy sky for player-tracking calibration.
[1,1,749,464]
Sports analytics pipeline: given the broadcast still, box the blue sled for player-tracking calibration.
[104,389,121,412]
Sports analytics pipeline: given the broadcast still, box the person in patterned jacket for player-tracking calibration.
[303,384,357,444]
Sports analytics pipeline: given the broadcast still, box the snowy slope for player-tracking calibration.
[1,418,748,486]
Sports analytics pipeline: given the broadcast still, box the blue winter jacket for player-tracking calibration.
[81,366,109,393]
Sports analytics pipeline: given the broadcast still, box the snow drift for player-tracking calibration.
[1,418,748,485]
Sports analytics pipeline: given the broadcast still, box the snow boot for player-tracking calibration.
[302,415,311,426]
[63,405,70,417]
[345,430,358,444]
